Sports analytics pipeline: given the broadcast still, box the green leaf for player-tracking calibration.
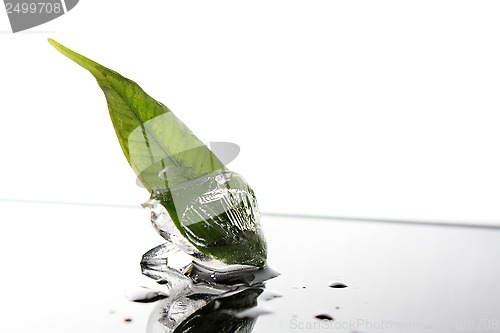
[47,38,226,191]
[48,39,267,268]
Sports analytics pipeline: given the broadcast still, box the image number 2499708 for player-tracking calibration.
[3,0,79,33]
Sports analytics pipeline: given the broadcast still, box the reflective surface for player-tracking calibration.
[1,200,499,332]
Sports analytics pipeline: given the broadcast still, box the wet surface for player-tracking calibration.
[1,201,500,332]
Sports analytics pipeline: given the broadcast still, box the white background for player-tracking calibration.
[2,1,500,226]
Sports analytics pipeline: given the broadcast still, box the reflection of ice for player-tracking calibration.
[146,283,277,333]
[140,242,193,294]
[141,242,279,333]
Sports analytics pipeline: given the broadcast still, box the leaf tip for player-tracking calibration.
[47,39,108,83]
[47,38,65,54]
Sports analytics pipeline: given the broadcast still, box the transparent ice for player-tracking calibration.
[143,170,267,269]
[138,170,278,332]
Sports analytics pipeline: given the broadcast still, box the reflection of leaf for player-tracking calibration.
[48,38,226,191]
[173,287,263,333]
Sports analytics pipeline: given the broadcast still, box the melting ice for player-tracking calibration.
[137,170,279,332]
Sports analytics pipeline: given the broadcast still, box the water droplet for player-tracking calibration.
[315,314,334,321]
[125,287,168,303]
[156,279,169,285]
[329,282,348,288]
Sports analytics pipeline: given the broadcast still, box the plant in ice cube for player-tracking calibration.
[48,39,267,275]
